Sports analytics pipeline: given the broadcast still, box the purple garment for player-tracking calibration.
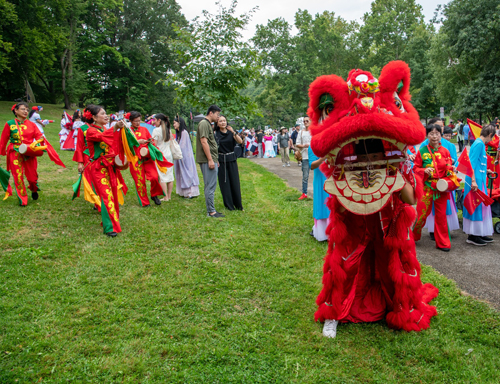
[175,131,200,191]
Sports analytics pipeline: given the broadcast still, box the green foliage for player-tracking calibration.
[0,0,185,114]
[78,0,186,112]
[168,0,261,118]
[252,10,360,114]
[360,0,425,68]
[430,0,500,121]
[256,82,294,128]
[0,0,16,74]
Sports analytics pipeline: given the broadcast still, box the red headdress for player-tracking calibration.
[124,112,131,120]
[11,104,16,111]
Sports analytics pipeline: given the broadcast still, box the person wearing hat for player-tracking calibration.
[277,127,291,167]
[29,106,45,135]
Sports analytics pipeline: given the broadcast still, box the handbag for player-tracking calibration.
[170,139,183,160]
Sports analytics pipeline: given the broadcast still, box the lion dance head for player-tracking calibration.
[308,60,425,215]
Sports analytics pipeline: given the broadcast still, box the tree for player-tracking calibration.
[359,0,425,73]
[252,10,360,114]
[401,24,439,120]
[0,0,17,75]
[429,0,500,121]
[256,83,292,128]
[78,0,185,112]
[168,0,261,118]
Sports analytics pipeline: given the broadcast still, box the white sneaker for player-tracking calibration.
[286,163,290,167]
[282,164,286,167]
[322,319,338,338]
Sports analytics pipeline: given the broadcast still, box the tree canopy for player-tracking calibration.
[0,0,498,124]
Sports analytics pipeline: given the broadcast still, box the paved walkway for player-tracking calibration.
[250,155,500,310]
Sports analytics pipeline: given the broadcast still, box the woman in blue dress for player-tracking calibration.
[463,124,496,246]
[309,147,330,241]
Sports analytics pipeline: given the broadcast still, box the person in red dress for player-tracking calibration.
[127,111,163,206]
[0,102,64,206]
[413,124,458,251]
[83,104,125,237]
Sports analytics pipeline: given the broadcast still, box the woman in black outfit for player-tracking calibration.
[214,115,244,210]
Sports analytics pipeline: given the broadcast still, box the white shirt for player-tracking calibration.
[296,130,311,160]
[30,112,44,134]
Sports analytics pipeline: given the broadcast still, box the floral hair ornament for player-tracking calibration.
[124,112,131,120]
[83,109,93,120]
[11,104,17,111]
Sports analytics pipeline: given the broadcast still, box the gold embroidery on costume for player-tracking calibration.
[133,161,146,197]
[100,167,118,221]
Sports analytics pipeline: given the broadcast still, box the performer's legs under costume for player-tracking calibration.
[129,161,150,207]
[143,159,163,197]
[316,200,438,332]
[129,159,162,206]
[414,187,450,249]
[7,151,39,205]
[90,163,121,234]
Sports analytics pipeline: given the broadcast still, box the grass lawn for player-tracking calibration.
[0,102,499,383]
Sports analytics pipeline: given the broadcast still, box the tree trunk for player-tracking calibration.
[61,48,71,109]
[118,98,127,111]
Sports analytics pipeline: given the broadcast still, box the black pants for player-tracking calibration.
[458,139,463,152]
[218,160,243,210]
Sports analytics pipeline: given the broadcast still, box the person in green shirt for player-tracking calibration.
[196,105,224,217]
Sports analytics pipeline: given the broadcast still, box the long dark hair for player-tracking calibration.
[174,115,188,142]
[82,104,104,124]
[155,113,171,142]
[28,106,38,119]
[72,110,81,121]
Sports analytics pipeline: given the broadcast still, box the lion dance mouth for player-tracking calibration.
[308,61,425,215]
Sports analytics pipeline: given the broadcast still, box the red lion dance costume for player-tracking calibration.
[309,61,438,338]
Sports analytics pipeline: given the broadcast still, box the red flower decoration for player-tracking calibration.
[83,110,93,120]
[11,104,16,111]
[32,106,38,111]
[124,112,131,120]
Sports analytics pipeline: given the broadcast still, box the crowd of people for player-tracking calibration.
[2,101,499,248]
[0,102,208,236]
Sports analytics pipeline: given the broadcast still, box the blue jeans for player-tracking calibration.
[301,159,310,194]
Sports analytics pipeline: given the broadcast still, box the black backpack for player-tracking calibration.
[458,123,464,135]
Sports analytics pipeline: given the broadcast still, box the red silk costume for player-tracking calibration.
[86,124,122,234]
[413,145,454,249]
[308,61,438,332]
[0,118,64,205]
[129,125,163,206]
[73,125,128,209]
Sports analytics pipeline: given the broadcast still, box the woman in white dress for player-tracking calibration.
[29,106,45,135]
[263,129,276,158]
[152,113,174,201]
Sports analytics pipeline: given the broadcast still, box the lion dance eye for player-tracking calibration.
[393,92,405,113]
[319,93,335,121]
